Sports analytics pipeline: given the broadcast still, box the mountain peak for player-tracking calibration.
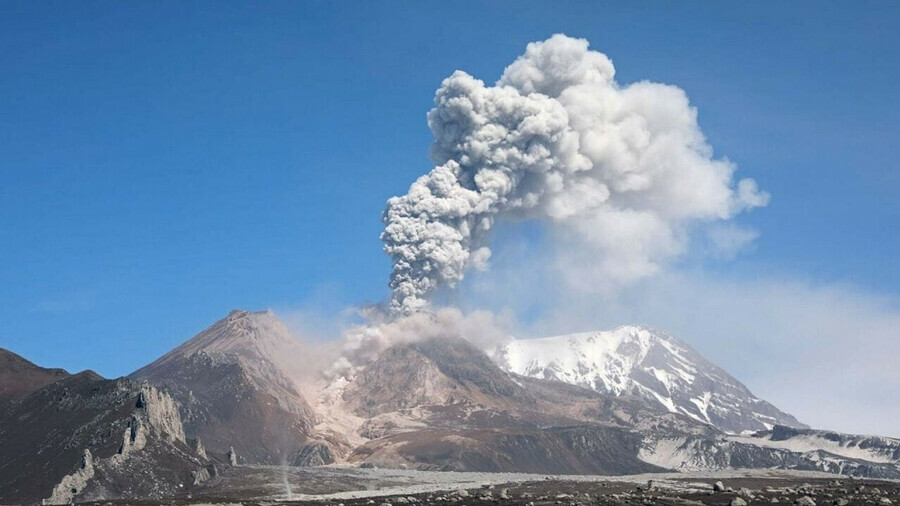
[494,325,664,396]
[225,308,273,321]
[130,309,317,465]
[0,348,71,403]
[493,326,806,434]
[141,309,296,370]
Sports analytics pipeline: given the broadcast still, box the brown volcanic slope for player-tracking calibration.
[0,348,70,403]
[343,336,698,432]
[131,310,318,465]
[350,426,663,474]
[337,336,900,479]
[343,336,533,418]
[340,336,685,474]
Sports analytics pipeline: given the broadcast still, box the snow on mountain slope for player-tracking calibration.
[492,325,806,434]
[637,432,900,478]
[729,425,900,464]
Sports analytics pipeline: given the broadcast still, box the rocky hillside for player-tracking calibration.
[334,334,899,478]
[131,310,319,465]
[492,326,806,434]
[0,368,210,504]
[747,425,900,463]
[641,429,900,479]
[333,336,706,474]
[349,426,664,474]
[342,336,533,418]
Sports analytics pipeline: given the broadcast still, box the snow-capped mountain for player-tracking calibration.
[492,325,806,434]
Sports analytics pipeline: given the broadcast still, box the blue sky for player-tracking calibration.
[2,1,899,429]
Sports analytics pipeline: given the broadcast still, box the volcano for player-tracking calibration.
[2,310,899,504]
[130,310,320,465]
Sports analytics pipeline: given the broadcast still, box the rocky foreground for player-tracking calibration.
[74,468,899,506]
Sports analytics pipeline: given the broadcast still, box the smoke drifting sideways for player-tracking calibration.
[381,34,769,315]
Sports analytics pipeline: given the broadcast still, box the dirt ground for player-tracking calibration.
[77,467,899,506]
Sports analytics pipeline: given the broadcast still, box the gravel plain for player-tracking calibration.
[77,466,900,506]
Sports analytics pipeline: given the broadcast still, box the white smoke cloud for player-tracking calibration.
[325,306,511,381]
[706,224,761,260]
[382,34,768,314]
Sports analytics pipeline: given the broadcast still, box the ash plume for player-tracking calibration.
[381,34,768,315]
[325,307,509,380]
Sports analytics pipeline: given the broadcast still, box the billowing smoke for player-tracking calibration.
[324,307,509,380]
[382,34,768,314]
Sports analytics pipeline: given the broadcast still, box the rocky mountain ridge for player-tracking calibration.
[2,309,898,504]
[0,368,210,504]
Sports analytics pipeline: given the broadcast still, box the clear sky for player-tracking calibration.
[2,2,899,434]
